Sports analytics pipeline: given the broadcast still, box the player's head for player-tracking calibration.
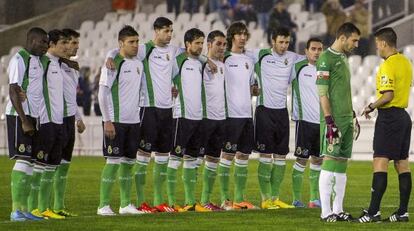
[374,27,397,59]
[305,38,323,64]
[62,28,80,57]
[207,30,226,60]
[226,21,249,51]
[184,28,205,57]
[153,17,173,46]
[118,25,139,58]
[26,27,48,56]
[48,29,70,58]
[271,27,290,55]
[335,22,360,53]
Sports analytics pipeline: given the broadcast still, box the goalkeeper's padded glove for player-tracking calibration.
[325,115,341,145]
[353,110,360,141]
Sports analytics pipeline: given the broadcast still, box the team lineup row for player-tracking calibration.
[6,16,412,223]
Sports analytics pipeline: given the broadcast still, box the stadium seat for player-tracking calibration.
[176,13,191,23]
[287,3,301,16]
[133,13,147,23]
[348,55,362,74]
[191,13,205,23]
[103,12,118,22]
[80,20,95,33]
[155,3,167,14]
[118,13,133,24]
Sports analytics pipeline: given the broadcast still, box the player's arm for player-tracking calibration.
[105,48,120,70]
[98,67,116,139]
[75,108,86,133]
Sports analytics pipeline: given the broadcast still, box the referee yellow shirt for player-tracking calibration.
[376,53,412,109]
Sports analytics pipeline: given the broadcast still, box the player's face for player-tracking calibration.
[272,35,290,55]
[187,37,204,57]
[32,34,49,56]
[305,41,323,63]
[209,36,226,59]
[374,37,387,59]
[66,37,79,57]
[51,37,69,58]
[120,35,139,58]
[342,33,360,53]
[232,30,248,50]
[155,25,173,45]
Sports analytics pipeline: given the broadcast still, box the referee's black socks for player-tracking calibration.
[398,172,412,215]
[368,172,387,215]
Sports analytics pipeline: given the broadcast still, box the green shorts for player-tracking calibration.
[320,117,353,159]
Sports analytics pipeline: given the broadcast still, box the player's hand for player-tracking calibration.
[207,58,218,74]
[104,121,116,140]
[171,86,178,98]
[76,120,86,133]
[353,111,360,141]
[361,103,375,120]
[251,85,260,96]
[106,58,115,70]
[325,115,341,145]
[18,90,27,102]
[21,118,35,136]
[60,58,80,71]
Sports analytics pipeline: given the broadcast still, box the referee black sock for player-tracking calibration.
[397,172,412,215]
[368,172,387,215]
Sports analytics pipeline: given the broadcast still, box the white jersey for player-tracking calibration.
[5,49,44,118]
[291,59,320,124]
[202,59,226,120]
[137,41,181,109]
[224,52,255,118]
[172,54,202,120]
[99,54,143,123]
[61,62,79,118]
[39,53,64,124]
[249,49,300,109]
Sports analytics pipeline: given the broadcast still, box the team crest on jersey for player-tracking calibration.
[284,58,288,65]
[319,62,327,68]
[18,144,25,153]
[175,145,182,154]
[245,62,249,70]
[220,67,223,74]
[295,147,302,155]
[37,151,44,160]
[166,54,170,61]
[108,145,113,154]
[137,67,140,75]
[225,142,232,151]
[327,144,334,153]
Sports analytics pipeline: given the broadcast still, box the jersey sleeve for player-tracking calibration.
[99,66,117,89]
[106,48,120,60]
[245,49,259,63]
[378,63,395,93]
[7,54,25,85]
[316,54,330,85]
[289,62,297,84]
[172,59,179,80]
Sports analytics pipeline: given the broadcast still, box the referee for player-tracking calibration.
[359,27,412,223]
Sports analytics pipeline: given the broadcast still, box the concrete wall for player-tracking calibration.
[0,0,111,56]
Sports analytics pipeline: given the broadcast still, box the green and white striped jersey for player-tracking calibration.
[61,62,80,119]
[5,49,44,118]
[201,59,225,120]
[99,54,143,123]
[291,59,320,124]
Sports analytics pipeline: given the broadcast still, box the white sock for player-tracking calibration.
[332,172,347,214]
[319,169,335,218]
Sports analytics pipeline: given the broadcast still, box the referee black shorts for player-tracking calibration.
[6,115,38,160]
[254,106,289,155]
[294,120,320,158]
[62,116,75,162]
[373,107,412,160]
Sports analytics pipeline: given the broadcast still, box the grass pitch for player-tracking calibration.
[0,156,413,230]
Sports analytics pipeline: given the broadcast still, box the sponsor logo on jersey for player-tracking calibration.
[319,62,327,68]
[229,64,238,67]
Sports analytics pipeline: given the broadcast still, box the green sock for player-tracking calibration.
[53,162,70,211]
[135,155,150,206]
[119,161,134,208]
[28,166,43,211]
[309,164,321,201]
[22,172,32,212]
[218,159,231,203]
[182,160,197,205]
[153,156,168,206]
[11,169,26,211]
[292,162,305,202]
[271,160,286,199]
[99,163,119,208]
[200,161,217,205]
[258,158,272,200]
[166,167,178,206]
[234,159,248,203]
[38,168,56,212]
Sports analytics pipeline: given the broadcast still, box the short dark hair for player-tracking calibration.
[226,21,249,50]
[48,29,68,45]
[207,30,225,43]
[184,28,205,47]
[27,27,47,42]
[153,17,173,30]
[62,28,80,38]
[336,22,361,39]
[118,25,138,41]
[374,27,397,47]
[271,27,291,40]
[306,37,323,49]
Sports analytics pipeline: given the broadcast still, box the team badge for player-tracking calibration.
[113,147,120,155]
[231,144,237,151]
[258,144,266,151]
[327,144,334,153]
[37,151,44,160]
[18,144,25,153]
[27,145,32,153]
[166,54,170,61]
[145,143,151,151]
[245,62,249,70]
[295,147,302,155]
[284,58,288,65]
[380,75,389,85]
[220,67,223,74]
[199,147,205,155]
[140,139,145,148]
[225,142,232,151]
[175,145,182,154]
[108,145,113,154]
[137,67,140,75]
